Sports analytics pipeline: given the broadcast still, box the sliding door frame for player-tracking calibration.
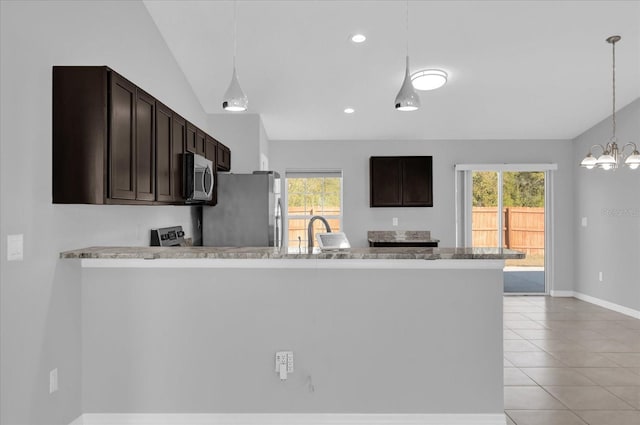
[455,163,557,295]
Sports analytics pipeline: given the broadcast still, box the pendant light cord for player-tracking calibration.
[611,38,616,140]
[233,0,238,68]
[405,0,409,57]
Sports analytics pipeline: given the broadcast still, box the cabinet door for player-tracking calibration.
[370,157,402,207]
[136,90,155,201]
[196,128,206,156]
[156,102,173,202]
[109,73,136,200]
[185,122,197,153]
[172,114,186,202]
[216,142,231,171]
[402,156,433,206]
[204,135,217,163]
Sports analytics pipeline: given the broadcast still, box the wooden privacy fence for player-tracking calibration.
[472,207,544,256]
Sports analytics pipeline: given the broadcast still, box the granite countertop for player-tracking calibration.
[367,230,440,243]
[60,246,524,260]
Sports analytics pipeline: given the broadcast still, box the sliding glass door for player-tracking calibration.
[457,165,553,294]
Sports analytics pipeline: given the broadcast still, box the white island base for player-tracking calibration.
[76,258,507,425]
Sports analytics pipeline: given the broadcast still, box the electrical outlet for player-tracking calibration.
[275,351,294,380]
[275,351,294,372]
[7,234,23,261]
[49,368,58,394]
[392,217,398,226]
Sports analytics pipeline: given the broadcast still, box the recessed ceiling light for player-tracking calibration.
[350,34,366,43]
[344,108,355,114]
[411,69,448,91]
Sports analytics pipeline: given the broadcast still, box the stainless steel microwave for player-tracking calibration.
[184,152,214,202]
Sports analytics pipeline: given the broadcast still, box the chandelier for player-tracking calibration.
[580,36,639,170]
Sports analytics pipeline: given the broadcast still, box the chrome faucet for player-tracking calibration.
[307,216,332,251]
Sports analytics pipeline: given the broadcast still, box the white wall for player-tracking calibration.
[259,118,270,170]
[270,139,575,292]
[82,266,504,414]
[208,113,264,173]
[0,1,207,423]
[573,98,640,312]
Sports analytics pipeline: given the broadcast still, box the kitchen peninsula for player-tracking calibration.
[62,246,522,424]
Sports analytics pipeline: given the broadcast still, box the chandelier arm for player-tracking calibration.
[620,142,638,154]
[589,144,605,155]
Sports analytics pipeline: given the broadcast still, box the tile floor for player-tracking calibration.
[503,296,640,425]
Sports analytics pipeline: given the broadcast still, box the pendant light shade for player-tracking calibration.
[395,56,421,111]
[222,0,247,112]
[624,149,640,170]
[579,153,597,169]
[596,151,616,170]
[394,0,420,112]
[222,66,248,112]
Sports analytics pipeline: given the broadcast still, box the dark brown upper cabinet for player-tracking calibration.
[196,128,206,156]
[109,78,155,202]
[370,156,433,207]
[170,113,187,203]
[185,122,197,154]
[53,66,109,204]
[185,123,206,156]
[53,66,228,205]
[156,102,186,203]
[216,142,231,172]
[204,135,217,164]
[134,89,156,201]
[108,72,136,201]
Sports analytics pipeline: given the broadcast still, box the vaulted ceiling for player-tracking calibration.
[144,0,640,141]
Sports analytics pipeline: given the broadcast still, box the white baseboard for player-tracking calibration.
[572,291,640,319]
[549,290,574,297]
[74,413,507,425]
[552,290,640,319]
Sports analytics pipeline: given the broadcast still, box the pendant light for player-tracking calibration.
[580,36,639,170]
[222,0,248,112]
[394,0,420,111]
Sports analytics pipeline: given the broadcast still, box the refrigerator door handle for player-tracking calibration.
[276,198,283,248]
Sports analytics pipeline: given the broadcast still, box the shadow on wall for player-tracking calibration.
[31,260,82,424]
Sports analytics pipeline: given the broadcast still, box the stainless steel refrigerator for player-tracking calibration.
[202,171,282,247]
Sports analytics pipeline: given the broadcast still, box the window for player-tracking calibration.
[285,170,342,249]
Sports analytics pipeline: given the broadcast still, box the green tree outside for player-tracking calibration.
[287,177,341,215]
[473,172,544,207]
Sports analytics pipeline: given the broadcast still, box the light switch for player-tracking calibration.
[581,217,588,227]
[7,234,23,261]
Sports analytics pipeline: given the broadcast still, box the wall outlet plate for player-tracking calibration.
[275,351,294,373]
[49,368,58,394]
[7,234,23,261]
